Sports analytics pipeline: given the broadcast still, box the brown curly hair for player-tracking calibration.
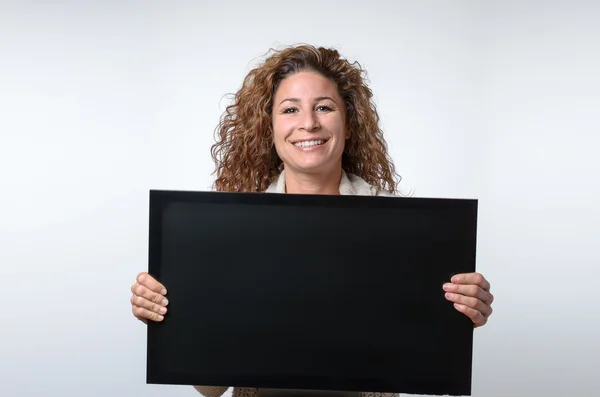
[210,44,401,193]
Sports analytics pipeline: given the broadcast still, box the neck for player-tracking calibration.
[284,167,343,195]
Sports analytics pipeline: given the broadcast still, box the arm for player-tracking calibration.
[193,386,229,397]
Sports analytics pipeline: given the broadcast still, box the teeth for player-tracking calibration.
[293,140,325,148]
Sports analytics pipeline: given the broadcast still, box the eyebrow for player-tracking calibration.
[279,96,337,105]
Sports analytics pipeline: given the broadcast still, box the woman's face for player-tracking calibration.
[272,71,347,176]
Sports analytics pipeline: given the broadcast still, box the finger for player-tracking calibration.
[451,272,490,291]
[132,305,164,322]
[131,282,169,307]
[443,283,494,305]
[453,303,486,327]
[136,272,167,295]
[445,292,492,317]
[130,294,168,316]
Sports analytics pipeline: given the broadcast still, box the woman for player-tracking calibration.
[130,44,495,397]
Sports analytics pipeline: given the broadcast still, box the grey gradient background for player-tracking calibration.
[1,1,599,396]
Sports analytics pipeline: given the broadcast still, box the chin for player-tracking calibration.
[288,160,338,175]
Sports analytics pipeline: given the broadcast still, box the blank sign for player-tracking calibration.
[146,190,478,396]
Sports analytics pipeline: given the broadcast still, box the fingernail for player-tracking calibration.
[157,315,164,321]
[161,288,167,295]
[443,283,452,291]
[451,275,460,283]
[162,298,169,306]
[159,307,167,314]
[445,292,453,299]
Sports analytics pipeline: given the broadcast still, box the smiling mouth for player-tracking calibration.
[292,139,328,148]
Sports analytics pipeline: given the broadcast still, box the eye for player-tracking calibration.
[316,105,333,112]
[282,107,298,114]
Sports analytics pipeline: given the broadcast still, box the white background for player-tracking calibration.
[1,1,599,396]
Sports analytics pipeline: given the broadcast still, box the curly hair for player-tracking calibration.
[210,44,401,193]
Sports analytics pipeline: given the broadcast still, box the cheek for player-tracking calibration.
[272,118,292,141]
[271,118,281,139]
[327,117,347,140]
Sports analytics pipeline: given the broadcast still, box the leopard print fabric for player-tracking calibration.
[359,393,397,397]
[230,387,397,397]
[232,387,259,397]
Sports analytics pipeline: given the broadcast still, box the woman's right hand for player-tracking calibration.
[130,272,168,323]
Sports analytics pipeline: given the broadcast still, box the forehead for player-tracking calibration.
[274,72,340,99]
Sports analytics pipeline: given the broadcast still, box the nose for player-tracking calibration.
[301,110,320,131]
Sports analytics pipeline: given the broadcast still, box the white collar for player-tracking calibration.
[265,169,379,196]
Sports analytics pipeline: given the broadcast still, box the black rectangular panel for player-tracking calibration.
[146,190,478,396]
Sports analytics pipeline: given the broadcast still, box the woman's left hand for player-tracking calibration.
[443,272,494,328]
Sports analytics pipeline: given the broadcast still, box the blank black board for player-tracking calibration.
[146,190,478,396]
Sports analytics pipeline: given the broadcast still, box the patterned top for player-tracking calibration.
[196,386,397,397]
[195,170,398,397]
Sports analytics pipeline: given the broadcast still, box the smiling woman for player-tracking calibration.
[129,44,495,397]
[209,45,400,196]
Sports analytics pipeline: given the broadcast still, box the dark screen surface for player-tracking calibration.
[146,190,478,396]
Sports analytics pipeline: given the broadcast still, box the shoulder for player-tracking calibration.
[375,189,395,197]
[345,173,396,197]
